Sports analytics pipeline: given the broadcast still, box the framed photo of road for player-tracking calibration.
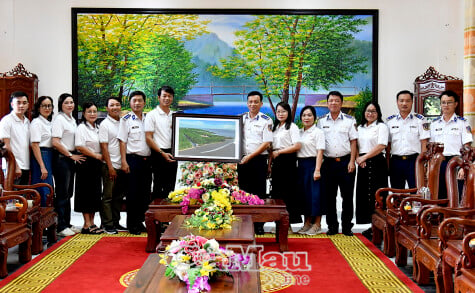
[172,113,243,162]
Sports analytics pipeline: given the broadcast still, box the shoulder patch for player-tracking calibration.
[260,114,270,120]
[422,122,430,131]
[458,116,466,121]
[123,114,131,120]
[415,114,424,119]
[433,116,442,122]
[344,114,353,119]
[386,115,396,121]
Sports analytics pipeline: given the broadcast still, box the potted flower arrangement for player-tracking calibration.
[159,235,251,293]
[180,162,238,186]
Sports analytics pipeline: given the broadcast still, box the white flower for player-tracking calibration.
[202,193,210,201]
[205,239,220,252]
[167,240,182,254]
[215,168,223,174]
[197,162,204,168]
[174,263,191,281]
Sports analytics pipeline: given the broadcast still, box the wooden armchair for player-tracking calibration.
[413,147,475,293]
[1,145,57,254]
[454,230,475,293]
[372,142,442,258]
[0,194,31,278]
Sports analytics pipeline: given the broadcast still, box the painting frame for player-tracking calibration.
[71,8,379,119]
[171,113,243,162]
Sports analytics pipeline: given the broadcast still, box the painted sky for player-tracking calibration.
[178,118,237,130]
[198,14,373,47]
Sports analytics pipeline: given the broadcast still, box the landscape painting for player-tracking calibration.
[172,114,243,162]
[72,9,378,120]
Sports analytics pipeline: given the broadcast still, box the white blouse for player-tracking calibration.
[273,123,300,150]
[52,112,77,151]
[75,122,101,154]
[30,115,52,148]
[297,125,325,158]
[357,122,389,154]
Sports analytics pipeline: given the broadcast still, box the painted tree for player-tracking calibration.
[210,15,368,119]
[77,14,209,105]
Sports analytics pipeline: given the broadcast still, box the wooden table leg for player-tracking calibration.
[145,211,160,252]
[278,211,289,252]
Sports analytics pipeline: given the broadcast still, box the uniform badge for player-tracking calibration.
[354,123,358,131]
[422,123,430,131]
[467,125,472,133]
[268,124,273,131]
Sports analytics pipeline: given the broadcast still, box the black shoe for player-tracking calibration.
[105,226,118,234]
[255,226,265,235]
[138,223,147,233]
[114,224,128,231]
[129,228,141,235]
[342,229,354,236]
[326,228,338,236]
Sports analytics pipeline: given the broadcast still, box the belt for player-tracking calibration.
[444,155,456,161]
[127,154,149,160]
[325,154,350,162]
[40,147,53,151]
[391,154,418,160]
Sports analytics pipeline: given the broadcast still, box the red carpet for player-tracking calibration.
[0,234,423,292]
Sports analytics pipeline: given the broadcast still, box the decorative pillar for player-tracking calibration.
[464,0,475,139]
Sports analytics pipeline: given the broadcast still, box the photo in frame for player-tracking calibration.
[172,113,243,162]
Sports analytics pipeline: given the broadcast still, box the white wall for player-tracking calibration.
[0,0,465,116]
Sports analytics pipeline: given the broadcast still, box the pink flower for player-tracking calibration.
[195,236,208,246]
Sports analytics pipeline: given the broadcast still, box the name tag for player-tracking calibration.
[132,126,139,129]
[391,126,399,129]
[323,126,329,129]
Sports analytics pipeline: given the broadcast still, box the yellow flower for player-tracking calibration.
[200,261,214,276]
[181,255,191,262]
[207,222,216,229]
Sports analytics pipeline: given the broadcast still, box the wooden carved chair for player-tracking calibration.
[1,145,57,254]
[0,194,31,277]
[372,142,441,257]
[414,147,475,293]
[394,143,447,277]
[454,230,475,293]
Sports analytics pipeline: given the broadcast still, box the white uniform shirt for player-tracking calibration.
[430,113,473,156]
[357,122,389,154]
[30,115,52,148]
[117,112,151,156]
[317,112,358,158]
[75,122,101,154]
[52,112,77,151]
[99,115,121,169]
[297,124,325,158]
[273,123,300,150]
[242,112,273,155]
[0,112,30,169]
[144,106,174,149]
[386,113,430,156]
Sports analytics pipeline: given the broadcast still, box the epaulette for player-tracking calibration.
[260,114,270,120]
[123,114,131,120]
[317,114,326,120]
[415,114,424,119]
[458,115,466,121]
[386,114,396,121]
[433,116,442,122]
[344,114,353,119]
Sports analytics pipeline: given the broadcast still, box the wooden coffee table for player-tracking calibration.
[145,198,289,252]
[157,215,255,252]
[125,253,261,293]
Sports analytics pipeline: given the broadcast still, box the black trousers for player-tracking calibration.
[151,149,177,200]
[237,155,267,198]
[271,153,300,223]
[125,154,152,231]
[52,152,75,232]
[321,155,355,231]
[389,154,418,189]
[438,156,463,200]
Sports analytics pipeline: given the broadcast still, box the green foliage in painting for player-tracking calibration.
[179,128,228,150]
[353,86,373,124]
[210,15,368,119]
[77,14,209,106]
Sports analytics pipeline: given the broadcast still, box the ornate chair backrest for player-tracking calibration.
[446,146,475,208]
[0,142,15,191]
[415,142,445,198]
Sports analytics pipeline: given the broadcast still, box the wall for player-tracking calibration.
[0,0,464,116]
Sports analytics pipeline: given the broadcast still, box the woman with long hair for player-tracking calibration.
[30,96,55,206]
[355,102,389,238]
[269,102,301,226]
[74,102,104,234]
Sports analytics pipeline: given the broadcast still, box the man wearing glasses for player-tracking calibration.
[0,91,30,184]
[386,90,430,189]
[430,90,473,198]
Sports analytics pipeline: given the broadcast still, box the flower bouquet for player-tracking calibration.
[180,162,238,186]
[185,189,234,230]
[159,235,250,293]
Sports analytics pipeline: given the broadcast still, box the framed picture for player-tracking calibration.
[172,113,243,162]
[72,9,378,119]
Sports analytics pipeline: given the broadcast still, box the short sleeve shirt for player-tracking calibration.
[242,112,273,155]
[317,112,358,157]
[386,112,430,156]
[0,112,30,169]
[52,112,77,151]
[99,115,121,169]
[430,114,473,156]
[272,123,300,150]
[117,112,151,156]
[30,115,52,148]
[75,122,101,154]
[297,124,325,158]
[144,106,174,149]
[357,122,389,154]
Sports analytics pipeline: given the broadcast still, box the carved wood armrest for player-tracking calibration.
[375,187,417,209]
[3,189,41,206]
[385,191,419,210]
[439,217,475,252]
[13,183,53,201]
[462,231,475,269]
[420,207,475,239]
[0,195,28,223]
